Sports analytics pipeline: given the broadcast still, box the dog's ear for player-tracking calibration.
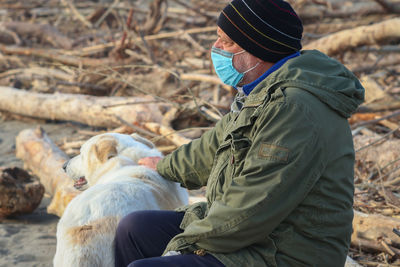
[94,137,118,163]
[130,133,155,149]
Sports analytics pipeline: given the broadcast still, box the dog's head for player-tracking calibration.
[63,133,162,191]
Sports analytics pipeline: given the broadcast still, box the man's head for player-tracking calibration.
[212,0,303,86]
[217,0,303,63]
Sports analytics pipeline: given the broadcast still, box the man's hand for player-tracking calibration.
[138,156,162,171]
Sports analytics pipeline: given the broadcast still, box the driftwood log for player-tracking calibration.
[304,18,400,56]
[143,122,192,147]
[352,211,400,256]
[0,86,197,146]
[0,45,114,67]
[15,127,79,217]
[0,86,168,128]
[0,167,44,218]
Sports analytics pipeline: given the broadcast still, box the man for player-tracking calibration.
[114,0,365,266]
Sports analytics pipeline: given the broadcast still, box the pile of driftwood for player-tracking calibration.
[1,0,400,265]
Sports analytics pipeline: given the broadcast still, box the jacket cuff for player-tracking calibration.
[156,154,177,182]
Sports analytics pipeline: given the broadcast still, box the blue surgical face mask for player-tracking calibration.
[211,46,260,87]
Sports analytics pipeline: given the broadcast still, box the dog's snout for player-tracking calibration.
[62,160,69,172]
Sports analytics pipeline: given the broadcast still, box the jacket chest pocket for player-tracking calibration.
[230,133,252,166]
[227,133,252,185]
[206,133,252,204]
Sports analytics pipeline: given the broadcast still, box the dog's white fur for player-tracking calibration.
[53,133,188,267]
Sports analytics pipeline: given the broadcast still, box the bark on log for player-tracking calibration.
[15,127,80,217]
[304,18,400,56]
[0,86,168,128]
[1,22,72,49]
[352,210,400,254]
[0,167,44,218]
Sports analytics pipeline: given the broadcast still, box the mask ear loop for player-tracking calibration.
[236,61,260,85]
[242,61,260,74]
[232,50,261,85]
[233,50,261,74]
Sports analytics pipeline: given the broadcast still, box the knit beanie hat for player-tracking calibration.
[217,0,303,62]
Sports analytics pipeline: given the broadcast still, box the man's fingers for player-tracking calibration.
[138,156,162,170]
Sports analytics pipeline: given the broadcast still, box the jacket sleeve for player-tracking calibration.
[157,112,232,190]
[164,101,327,253]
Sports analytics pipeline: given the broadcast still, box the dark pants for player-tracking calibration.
[114,210,225,267]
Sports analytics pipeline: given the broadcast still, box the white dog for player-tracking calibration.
[53,133,188,267]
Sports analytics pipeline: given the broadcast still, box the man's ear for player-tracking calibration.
[130,133,155,149]
[94,137,118,163]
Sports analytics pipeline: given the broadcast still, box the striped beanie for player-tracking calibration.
[217,0,303,62]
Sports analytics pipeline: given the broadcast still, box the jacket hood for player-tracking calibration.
[260,50,365,118]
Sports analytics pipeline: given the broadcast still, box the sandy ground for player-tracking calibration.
[0,120,93,267]
[0,197,57,267]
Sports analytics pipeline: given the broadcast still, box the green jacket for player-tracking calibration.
[157,50,365,267]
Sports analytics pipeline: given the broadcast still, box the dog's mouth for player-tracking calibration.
[74,177,88,190]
